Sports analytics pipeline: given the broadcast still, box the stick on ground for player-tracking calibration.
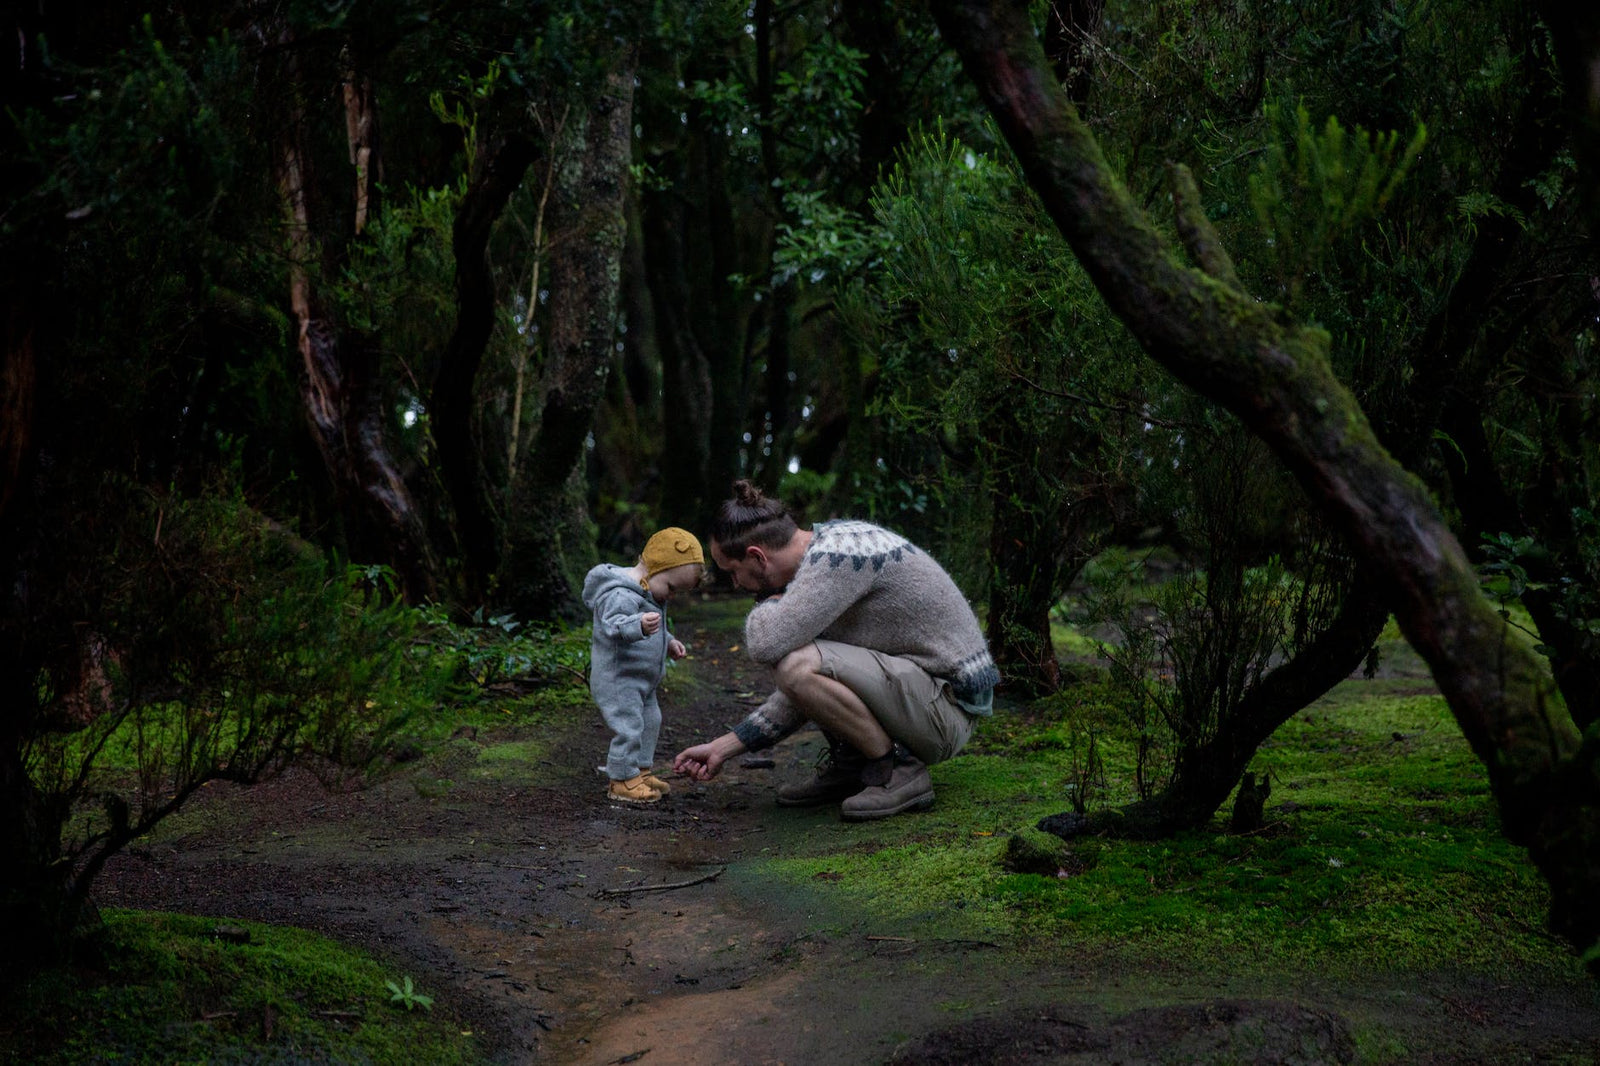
[592,866,726,899]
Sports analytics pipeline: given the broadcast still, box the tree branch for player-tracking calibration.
[1166,163,1240,290]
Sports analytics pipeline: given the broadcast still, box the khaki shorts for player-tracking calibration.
[813,639,975,764]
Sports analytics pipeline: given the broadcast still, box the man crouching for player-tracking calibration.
[673,480,999,821]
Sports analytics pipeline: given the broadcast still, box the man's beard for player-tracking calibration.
[751,565,787,601]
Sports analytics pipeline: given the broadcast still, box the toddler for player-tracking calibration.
[582,527,704,804]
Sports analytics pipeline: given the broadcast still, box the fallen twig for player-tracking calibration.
[592,867,726,899]
[865,934,1001,949]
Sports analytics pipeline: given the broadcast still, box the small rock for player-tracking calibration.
[1002,828,1072,876]
[212,924,251,944]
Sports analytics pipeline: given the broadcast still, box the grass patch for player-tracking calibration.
[1,910,484,1065]
[741,668,1582,982]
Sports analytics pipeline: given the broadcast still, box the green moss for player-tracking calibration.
[737,676,1583,983]
[4,910,485,1065]
[469,739,550,781]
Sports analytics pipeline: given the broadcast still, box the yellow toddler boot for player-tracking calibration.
[608,773,661,805]
[637,769,672,797]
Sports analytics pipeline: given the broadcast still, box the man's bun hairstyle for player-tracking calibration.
[710,479,797,553]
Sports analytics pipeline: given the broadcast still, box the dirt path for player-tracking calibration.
[95,607,1600,1064]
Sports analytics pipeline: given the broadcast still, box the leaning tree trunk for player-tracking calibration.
[1048,569,1390,839]
[503,56,636,620]
[929,0,1600,973]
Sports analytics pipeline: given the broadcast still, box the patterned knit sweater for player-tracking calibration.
[731,520,999,752]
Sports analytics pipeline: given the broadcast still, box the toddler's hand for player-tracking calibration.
[641,612,662,636]
[668,638,687,660]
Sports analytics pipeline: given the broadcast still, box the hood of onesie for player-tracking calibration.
[582,562,651,609]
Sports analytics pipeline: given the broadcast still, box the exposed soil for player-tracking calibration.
[94,606,1600,1065]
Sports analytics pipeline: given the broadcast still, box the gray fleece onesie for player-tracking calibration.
[583,563,675,781]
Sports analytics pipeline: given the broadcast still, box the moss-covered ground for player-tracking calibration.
[738,680,1567,978]
[2,910,481,1065]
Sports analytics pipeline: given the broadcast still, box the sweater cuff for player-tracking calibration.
[732,718,773,752]
[730,689,804,751]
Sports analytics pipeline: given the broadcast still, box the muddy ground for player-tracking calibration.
[96,606,1600,1065]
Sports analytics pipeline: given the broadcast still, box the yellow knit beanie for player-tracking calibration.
[640,527,705,578]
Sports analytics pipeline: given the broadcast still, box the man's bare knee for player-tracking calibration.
[774,644,823,696]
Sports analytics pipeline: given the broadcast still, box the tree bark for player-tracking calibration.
[432,134,538,597]
[274,34,436,600]
[504,56,636,619]
[340,44,382,235]
[929,0,1598,972]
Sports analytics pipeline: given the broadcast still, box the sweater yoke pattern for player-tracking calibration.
[805,521,919,573]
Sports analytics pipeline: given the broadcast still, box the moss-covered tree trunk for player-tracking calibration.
[503,56,636,620]
[930,0,1600,972]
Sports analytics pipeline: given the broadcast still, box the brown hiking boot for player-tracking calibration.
[608,773,662,805]
[839,756,935,821]
[776,734,868,807]
[637,770,672,797]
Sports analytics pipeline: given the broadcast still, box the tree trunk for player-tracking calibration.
[431,134,538,597]
[274,34,435,600]
[985,414,1065,695]
[641,182,714,529]
[930,0,1599,972]
[340,45,382,235]
[1170,571,1387,834]
[503,56,636,620]
[700,119,752,523]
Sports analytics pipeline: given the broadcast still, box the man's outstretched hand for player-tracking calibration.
[673,731,746,782]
